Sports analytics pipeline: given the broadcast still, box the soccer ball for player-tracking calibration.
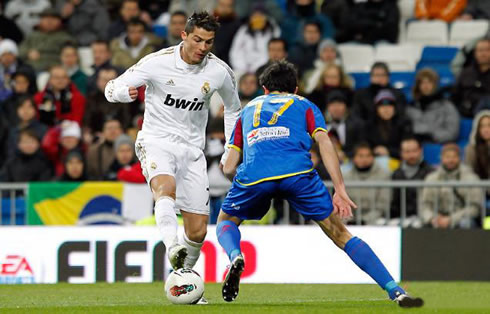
[165,268,204,304]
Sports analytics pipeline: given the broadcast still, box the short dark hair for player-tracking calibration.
[259,61,298,93]
[370,62,390,75]
[18,127,40,143]
[92,39,110,48]
[184,11,220,34]
[171,10,187,19]
[268,38,288,51]
[304,20,322,34]
[127,17,146,29]
[401,136,421,148]
[61,42,78,52]
[353,142,373,157]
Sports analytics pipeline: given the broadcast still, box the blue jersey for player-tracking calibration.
[228,93,328,186]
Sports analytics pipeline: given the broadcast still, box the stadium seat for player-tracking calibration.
[400,42,424,65]
[375,44,416,71]
[349,72,371,89]
[78,47,94,75]
[406,20,448,46]
[152,24,168,38]
[423,143,442,165]
[390,71,415,102]
[458,118,473,146]
[397,0,415,41]
[417,46,459,69]
[437,67,455,88]
[338,44,374,72]
[449,20,489,47]
[1,197,26,225]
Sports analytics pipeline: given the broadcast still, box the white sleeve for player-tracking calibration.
[104,55,154,103]
[217,66,241,165]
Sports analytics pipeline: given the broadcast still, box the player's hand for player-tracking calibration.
[332,190,357,219]
[128,86,138,101]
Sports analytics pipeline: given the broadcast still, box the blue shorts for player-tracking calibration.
[221,171,333,221]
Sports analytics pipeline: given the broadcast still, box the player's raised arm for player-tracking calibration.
[104,55,154,103]
[217,65,241,165]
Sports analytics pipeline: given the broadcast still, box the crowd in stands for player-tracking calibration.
[0,0,489,227]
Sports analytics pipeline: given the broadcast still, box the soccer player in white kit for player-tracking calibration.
[105,12,241,273]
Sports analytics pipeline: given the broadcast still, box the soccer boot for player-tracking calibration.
[392,290,424,308]
[168,243,187,270]
[222,254,245,302]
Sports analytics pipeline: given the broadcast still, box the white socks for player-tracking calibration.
[180,232,204,269]
[154,197,178,250]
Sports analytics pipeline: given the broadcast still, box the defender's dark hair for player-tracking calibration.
[259,61,298,93]
[184,11,220,34]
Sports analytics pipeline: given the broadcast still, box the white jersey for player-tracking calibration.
[105,43,241,152]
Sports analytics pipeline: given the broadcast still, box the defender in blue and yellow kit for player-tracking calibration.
[216,61,424,308]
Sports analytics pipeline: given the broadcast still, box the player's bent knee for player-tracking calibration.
[186,228,207,243]
[150,175,176,200]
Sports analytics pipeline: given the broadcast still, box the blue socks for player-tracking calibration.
[216,221,241,262]
[344,237,404,299]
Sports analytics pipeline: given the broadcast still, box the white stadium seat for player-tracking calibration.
[397,0,415,42]
[78,47,95,76]
[374,44,416,71]
[338,44,374,72]
[406,20,448,46]
[449,20,489,47]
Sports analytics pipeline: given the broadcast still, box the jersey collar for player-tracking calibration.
[174,42,207,72]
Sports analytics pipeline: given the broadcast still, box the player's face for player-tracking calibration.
[441,150,460,171]
[401,140,422,166]
[181,27,215,64]
[478,116,490,141]
[353,148,374,169]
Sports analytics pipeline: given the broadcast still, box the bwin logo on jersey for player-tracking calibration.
[163,94,205,111]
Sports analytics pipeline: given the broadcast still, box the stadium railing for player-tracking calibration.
[0,183,28,225]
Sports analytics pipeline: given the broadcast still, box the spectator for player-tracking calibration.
[306,62,353,112]
[336,0,399,44]
[86,40,122,94]
[42,119,84,176]
[459,0,490,19]
[7,95,48,158]
[5,0,50,36]
[163,11,187,48]
[415,0,467,22]
[390,137,433,227]
[110,18,161,70]
[84,68,131,134]
[302,39,341,94]
[58,149,87,181]
[19,8,74,72]
[55,0,110,46]
[281,0,334,46]
[229,4,281,77]
[238,73,261,107]
[86,118,123,180]
[320,0,349,30]
[168,0,216,17]
[343,143,391,225]
[212,0,241,66]
[255,38,288,79]
[0,70,37,124]
[205,116,230,223]
[34,65,86,126]
[464,110,490,180]
[234,0,283,24]
[0,114,8,168]
[108,0,151,40]
[366,89,412,159]
[288,21,322,76]
[453,38,490,118]
[352,62,406,122]
[0,7,24,43]
[407,68,460,143]
[421,143,482,228]
[60,43,88,95]
[0,39,36,102]
[105,134,138,181]
[324,90,365,158]
[0,128,52,182]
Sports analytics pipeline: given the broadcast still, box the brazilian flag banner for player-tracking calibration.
[27,182,152,225]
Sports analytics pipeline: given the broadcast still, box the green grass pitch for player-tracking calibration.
[1,282,489,313]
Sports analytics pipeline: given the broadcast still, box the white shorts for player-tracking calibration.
[135,131,210,215]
